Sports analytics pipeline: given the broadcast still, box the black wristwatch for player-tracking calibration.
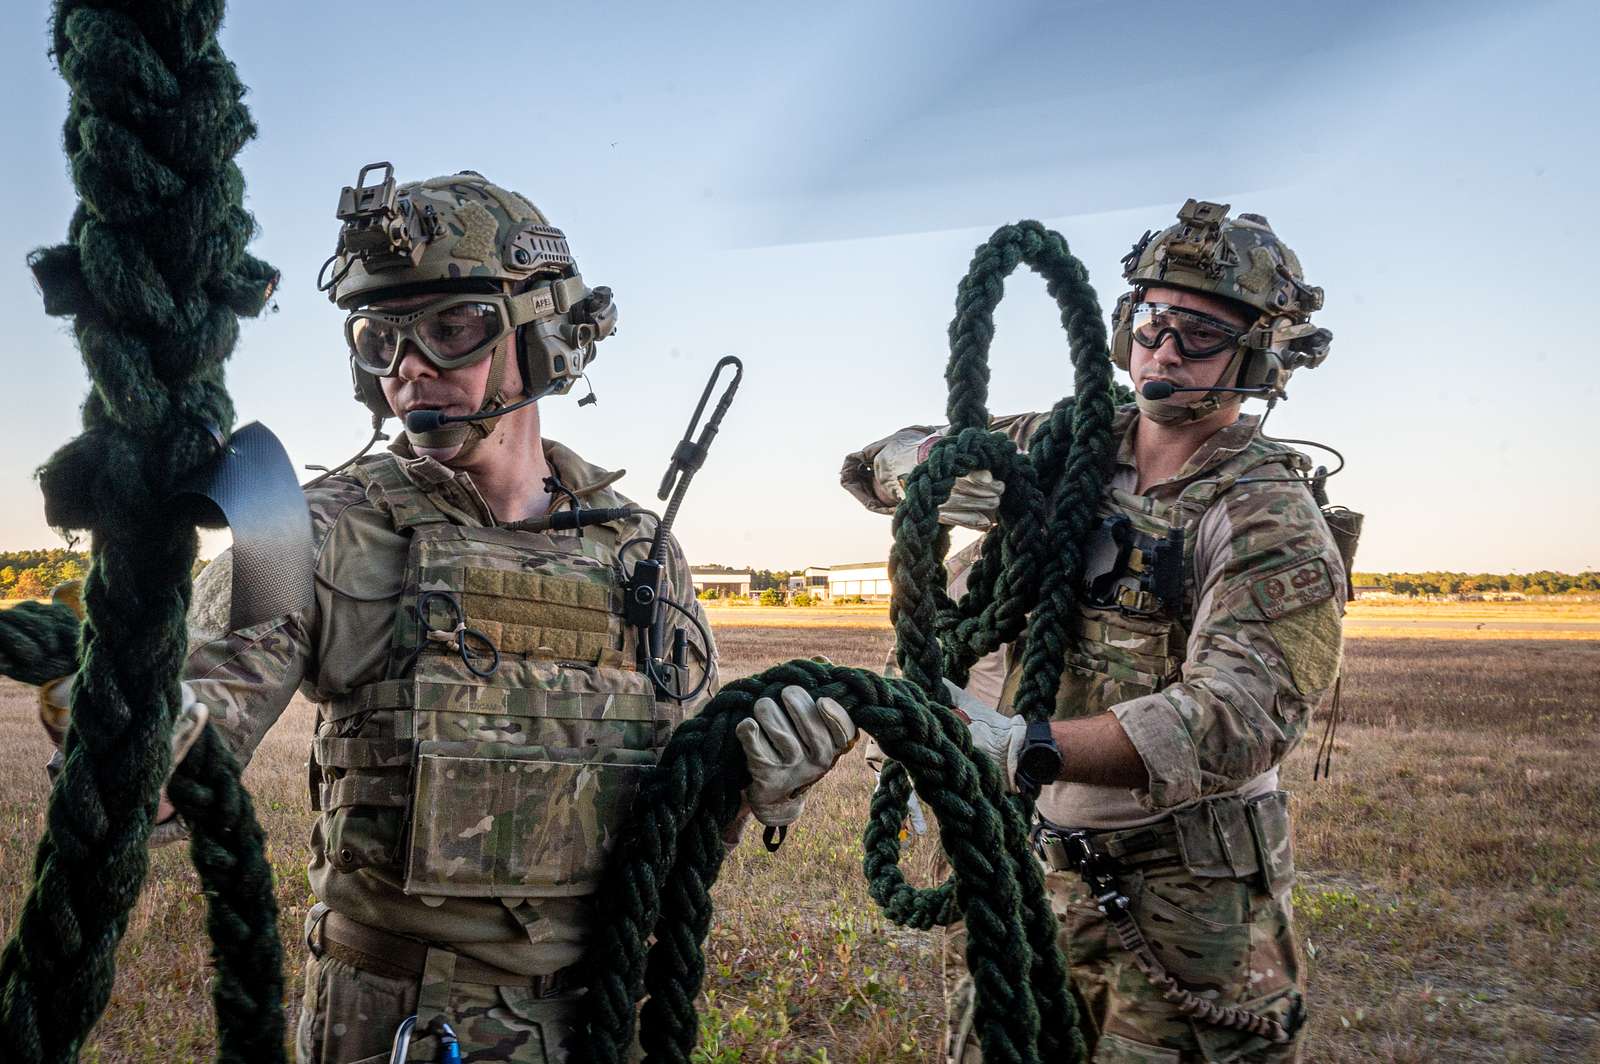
[1014,720,1062,798]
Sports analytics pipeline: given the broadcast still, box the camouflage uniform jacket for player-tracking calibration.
[184,437,715,976]
[842,405,1345,826]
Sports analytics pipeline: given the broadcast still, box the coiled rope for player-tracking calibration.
[0,1,285,1061]
[575,221,1127,1064]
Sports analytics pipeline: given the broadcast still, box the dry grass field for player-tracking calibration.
[1,606,1596,1061]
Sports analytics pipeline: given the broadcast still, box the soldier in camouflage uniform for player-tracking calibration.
[842,201,1348,1063]
[35,165,857,1064]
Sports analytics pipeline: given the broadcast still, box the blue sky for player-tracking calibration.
[2,0,1595,571]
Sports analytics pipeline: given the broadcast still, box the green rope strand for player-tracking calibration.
[0,2,282,1061]
[575,660,1051,1064]
[0,603,82,687]
[578,221,1127,1063]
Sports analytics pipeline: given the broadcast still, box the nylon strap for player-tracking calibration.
[416,947,457,1049]
[320,774,408,812]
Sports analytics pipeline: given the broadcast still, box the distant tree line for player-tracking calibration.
[1353,571,1600,597]
[0,549,90,599]
[696,564,799,592]
[0,550,214,599]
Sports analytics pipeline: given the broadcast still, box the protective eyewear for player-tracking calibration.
[346,280,584,377]
[1128,302,1244,360]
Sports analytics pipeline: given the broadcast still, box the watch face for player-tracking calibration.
[1018,745,1063,781]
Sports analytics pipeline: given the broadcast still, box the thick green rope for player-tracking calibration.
[0,603,81,687]
[574,660,1060,1064]
[576,222,1127,1063]
[0,2,283,1062]
[0,73,1123,1063]
[873,223,1127,923]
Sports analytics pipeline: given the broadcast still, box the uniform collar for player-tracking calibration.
[1112,405,1265,492]
[543,438,627,503]
[385,435,628,522]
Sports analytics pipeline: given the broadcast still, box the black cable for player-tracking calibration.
[617,536,654,561]
[639,594,715,704]
[303,417,389,489]
[415,589,499,678]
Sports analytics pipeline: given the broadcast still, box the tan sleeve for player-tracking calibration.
[183,549,312,769]
[181,479,369,767]
[1111,478,1346,810]
[987,411,1052,453]
[839,412,1050,515]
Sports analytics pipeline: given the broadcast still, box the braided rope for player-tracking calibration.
[0,2,283,1061]
[0,603,82,687]
[576,661,1057,1064]
[578,222,1126,1063]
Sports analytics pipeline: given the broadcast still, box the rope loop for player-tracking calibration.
[576,660,1082,1064]
[578,220,1125,1063]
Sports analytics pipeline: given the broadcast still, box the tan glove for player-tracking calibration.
[943,679,1025,793]
[841,428,1005,530]
[736,685,858,827]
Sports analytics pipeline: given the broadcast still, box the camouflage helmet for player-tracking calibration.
[1110,199,1331,421]
[321,163,618,448]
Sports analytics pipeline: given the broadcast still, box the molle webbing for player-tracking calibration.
[328,679,657,728]
[461,567,619,664]
[308,735,411,812]
[319,773,409,812]
[322,679,414,721]
[312,736,412,771]
[1065,620,1171,688]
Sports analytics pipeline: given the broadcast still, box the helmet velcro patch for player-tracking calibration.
[1237,246,1277,294]
[452,202,499,266]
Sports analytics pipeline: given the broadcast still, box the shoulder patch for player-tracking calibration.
[1249,556,1334,619]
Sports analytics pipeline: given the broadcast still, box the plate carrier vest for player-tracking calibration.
[1003,430,1355,719]
[307,455,679,902]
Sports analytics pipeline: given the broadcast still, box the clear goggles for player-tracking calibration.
[346,282,580,376]
[1128,302,1245,360]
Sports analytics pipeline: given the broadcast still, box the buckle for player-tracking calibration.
[1033,825,1132,920]
[1114,585,1156,612]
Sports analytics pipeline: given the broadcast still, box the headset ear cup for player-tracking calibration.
[516,323,535,390]
[1111,324,1131,371]
[1235,348,1258,388]
[1110,293,1133,370]
[1237,348,1284,390]
[350,360,393,420]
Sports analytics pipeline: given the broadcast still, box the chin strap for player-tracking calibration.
[1134,346,1249,424]
[401,342,513,457]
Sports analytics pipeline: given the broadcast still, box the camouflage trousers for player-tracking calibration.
[296,910,600,1064]
[944,864,1304,1064]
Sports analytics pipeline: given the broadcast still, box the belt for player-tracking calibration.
[310,908,575,996]
[1035,819,1184,871]
[1036,799,1265,880]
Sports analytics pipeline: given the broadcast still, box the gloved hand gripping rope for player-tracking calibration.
[574,221,1125,1064]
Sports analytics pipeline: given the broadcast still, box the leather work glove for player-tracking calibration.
[841,428,1005,531]
[736,685,858,827]
[943,679,1025,793]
